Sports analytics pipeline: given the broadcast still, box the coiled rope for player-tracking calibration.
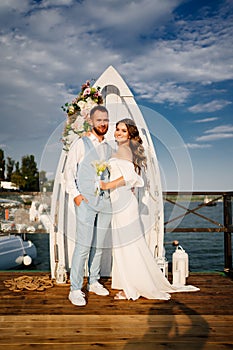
[4,275,54,292]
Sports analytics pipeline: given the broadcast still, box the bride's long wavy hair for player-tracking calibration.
[116,118,147,174]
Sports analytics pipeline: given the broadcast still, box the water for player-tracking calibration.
[163,201,227,272]
[27,233,50,271]
[164,231,224,272]
[12,201,232,272]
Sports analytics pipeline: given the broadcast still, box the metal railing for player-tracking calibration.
[163,191,233,274]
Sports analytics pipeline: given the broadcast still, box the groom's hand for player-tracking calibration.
[74,194,88,206]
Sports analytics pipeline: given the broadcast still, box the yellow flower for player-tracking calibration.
[92,160,109,176]
[68,105,75,115]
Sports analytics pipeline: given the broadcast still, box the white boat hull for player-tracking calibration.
[0,234,37,270]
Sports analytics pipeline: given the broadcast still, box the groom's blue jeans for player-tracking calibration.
[70,199,111,291]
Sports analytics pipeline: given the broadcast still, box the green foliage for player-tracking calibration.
[0,150,51,192]
[6,157,15,181]
[20,155,39,191]
[11,172,26,188]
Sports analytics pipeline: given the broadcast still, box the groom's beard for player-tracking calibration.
[93,125,109,136]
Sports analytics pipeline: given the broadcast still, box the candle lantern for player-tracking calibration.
[56,265,67,284]
[155,257,168,278]
[172,245,189,286]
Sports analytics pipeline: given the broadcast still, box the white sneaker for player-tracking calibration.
[68,290,86,306]
[87,281,109,296]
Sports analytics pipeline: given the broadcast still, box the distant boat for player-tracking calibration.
[0,198,21,208]
[200,196,217,207]
[0,197,37,269]
[0,234,37,270]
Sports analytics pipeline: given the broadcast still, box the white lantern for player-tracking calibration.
[155,257,168,278]
[56,265,67,284]
[172,245,189,286]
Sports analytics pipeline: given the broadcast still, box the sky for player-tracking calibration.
[0,0,232,191]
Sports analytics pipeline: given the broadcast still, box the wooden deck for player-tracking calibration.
[1,271,233,349]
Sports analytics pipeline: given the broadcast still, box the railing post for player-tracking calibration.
[223,194,232,272]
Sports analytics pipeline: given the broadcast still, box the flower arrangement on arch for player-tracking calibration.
[61,80,104,151]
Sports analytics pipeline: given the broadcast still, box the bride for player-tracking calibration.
[100,118,199,300]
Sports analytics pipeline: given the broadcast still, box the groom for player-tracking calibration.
[65,105,112,306]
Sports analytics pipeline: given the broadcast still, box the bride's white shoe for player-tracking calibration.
[114,291,127,300]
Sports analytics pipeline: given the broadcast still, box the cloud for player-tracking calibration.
[1,1,233,108]
[39,0,74,7]
[0,0,29,12]
[186,143,212,149]
[194,117,219,123]
[188,100,232,113]
[204,125,233,133]
[0,0,232,166]
[134,81,191,104]
[195,124,233,142]
[196,133,233,141]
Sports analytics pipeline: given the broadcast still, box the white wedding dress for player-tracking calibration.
[109,157,199,300]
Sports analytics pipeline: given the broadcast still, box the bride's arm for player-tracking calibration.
[100,176,125,190]
[100,145,131,190]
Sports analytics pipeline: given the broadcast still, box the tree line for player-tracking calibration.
[0,149,48,192]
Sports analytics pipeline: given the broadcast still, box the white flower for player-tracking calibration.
[80,108,90,119]
[86,97,97,110]
[77,100,86,110]
[71,116,85,132]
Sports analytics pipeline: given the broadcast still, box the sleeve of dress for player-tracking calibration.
[117,159,144,188]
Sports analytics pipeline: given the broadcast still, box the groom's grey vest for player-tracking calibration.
[76,136,112,210]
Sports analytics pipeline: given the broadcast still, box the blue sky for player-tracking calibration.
[0,0,232,191]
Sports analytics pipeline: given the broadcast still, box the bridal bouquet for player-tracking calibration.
[61,80,103,152]
[92,160,109,196]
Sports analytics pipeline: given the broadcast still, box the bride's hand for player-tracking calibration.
[99,180,107,190]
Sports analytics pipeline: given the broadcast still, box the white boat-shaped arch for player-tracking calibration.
[49,66,164,278]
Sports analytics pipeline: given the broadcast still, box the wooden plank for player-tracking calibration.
[2,344,233,350]
[1,327,232,340]
[0,272,233,350]
[1,325,232,339]
[1,314,233,323]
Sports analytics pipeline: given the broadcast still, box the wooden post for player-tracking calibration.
[223,194,232,272]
